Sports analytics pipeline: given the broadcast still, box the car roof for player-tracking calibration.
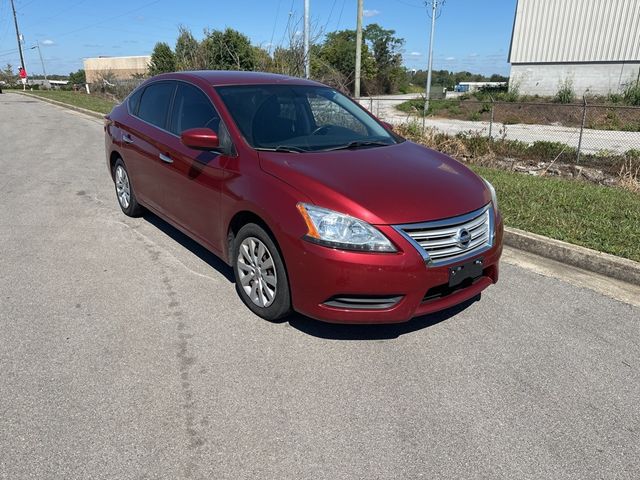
[153,70,325,87]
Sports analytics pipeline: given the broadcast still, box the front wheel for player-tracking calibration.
[233,224,291,321]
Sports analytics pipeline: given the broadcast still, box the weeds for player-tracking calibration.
[623,82,640,106]
[554,78,576,104]
[617,157,640,193]
[393,121,640,193]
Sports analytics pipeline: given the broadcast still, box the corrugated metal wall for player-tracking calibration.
[510,0,640,63]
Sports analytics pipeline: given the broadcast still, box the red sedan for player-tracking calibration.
[105,71,503,323]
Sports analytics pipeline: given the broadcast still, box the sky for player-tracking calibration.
[0,0,517,76]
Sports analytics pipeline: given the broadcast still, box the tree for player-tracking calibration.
[315,29,375,94]
[68,69,86,84]
[175,26,201,71]
[148,42,176,76]
[253,46,273,72]
[0,63,15,84]
[364,24,405,94]
[199,28,256,71]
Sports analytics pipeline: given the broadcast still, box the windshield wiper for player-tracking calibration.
[322,140,392,151]
[256,145,307,153]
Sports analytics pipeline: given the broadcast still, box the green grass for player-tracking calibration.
[24,90,117,114]
[471,166,640,262]
[396,98,462,117]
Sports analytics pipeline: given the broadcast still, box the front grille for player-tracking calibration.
[394,205,494,266]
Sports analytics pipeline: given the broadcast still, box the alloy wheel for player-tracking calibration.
[115,165,131,209]
[236,236,278,308]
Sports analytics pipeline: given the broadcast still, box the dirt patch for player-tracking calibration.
[397,99,640,132]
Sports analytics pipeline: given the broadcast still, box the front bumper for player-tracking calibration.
[284,213,504,324]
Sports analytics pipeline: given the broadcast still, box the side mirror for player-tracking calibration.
[381,121,394,131]
[180,128,220,150]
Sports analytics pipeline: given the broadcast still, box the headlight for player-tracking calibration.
[296,203,396,252]
[482,177,498,212]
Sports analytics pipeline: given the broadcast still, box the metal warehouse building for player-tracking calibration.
[509,0,640,96]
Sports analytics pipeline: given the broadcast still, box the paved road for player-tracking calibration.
[1,93,639,480]
[359,94,640,155]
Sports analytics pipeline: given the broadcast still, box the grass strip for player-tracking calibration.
[24,90,117,114]
[472,166,640,262]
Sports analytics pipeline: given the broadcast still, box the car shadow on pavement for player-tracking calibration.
[142,211,479,340]
[143,212,235,282]
[286,296,480,340]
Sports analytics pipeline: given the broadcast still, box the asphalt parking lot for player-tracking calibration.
[1,93,639,479]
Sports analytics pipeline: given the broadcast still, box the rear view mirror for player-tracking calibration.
[181,128,220,150]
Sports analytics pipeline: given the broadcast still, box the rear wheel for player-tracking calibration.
[113,158,144,217]
[233,223,291,321]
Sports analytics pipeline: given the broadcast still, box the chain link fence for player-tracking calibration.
[355,95,640,188]
[358,96,640,165]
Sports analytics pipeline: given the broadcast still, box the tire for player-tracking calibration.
[233,223,291,321]
[113,158,144,217]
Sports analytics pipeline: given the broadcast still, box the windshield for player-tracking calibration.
[215,85,399,152]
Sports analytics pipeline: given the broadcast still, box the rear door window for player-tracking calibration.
[136,81,175,129]
[127,87,143,115]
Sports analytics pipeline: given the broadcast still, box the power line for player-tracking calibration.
[54,0,161,39]
[335,0,346,30]
[268,0,283,54]
[277,0,296,50]
[392,0,424,8]
[321,0,338,34]
[15,0,40,12]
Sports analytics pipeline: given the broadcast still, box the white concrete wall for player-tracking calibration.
[84,56,151,83]
[510,62,640,97]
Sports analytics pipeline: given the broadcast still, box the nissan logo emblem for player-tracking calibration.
[456,228,471,249]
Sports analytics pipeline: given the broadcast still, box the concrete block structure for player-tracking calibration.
[509,0,640,96]
[84,56,151,84]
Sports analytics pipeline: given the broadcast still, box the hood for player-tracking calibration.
[258,141,491,225]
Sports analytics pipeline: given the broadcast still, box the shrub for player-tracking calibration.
[399,121,423,139]
[528,141,577,161]
[457,132,492,157]
[502,115,521,125]
[626,149,640,160]
[554,78,575,104]
[468,112,481,121]
[494,139,529,157]
[607,92,623,104]
[447,104,461,115]
[623,82,640,106]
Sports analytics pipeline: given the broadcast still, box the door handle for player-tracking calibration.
[159,153,173,164]
[122,133,134,144]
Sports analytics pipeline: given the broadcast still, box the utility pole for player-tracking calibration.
[354,0,363,98]
[31,41,49,87]
[304,0,310,79]
[423,0,439,127]
[10,0,26,74]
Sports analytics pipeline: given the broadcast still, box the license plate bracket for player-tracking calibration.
[449,258,484,288]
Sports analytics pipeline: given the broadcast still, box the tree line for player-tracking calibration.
[149,24,410,96]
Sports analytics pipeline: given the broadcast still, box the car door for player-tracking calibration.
[124,81,177,216]
[161,81,230,254]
